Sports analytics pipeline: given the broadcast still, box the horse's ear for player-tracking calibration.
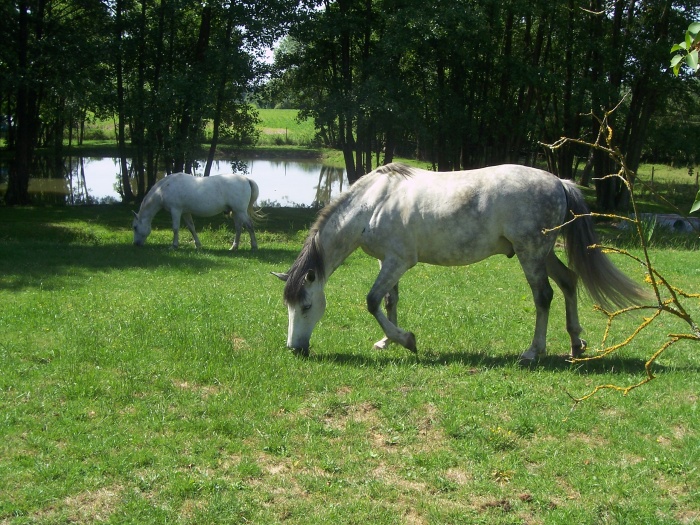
[305,269,316,283]
[271,272,289,282]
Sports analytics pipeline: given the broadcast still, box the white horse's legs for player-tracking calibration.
[246,218,258,251]
[230,220,242,251]
[182,213,202,249]
[229,214,258,251]
[170,212,182,248]
[545,252,586,357]
[367,258,416,352]
[517,256,554,364]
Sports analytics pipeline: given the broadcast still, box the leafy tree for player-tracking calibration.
[2,0,110,205]
[2,0,297,205]
[272,0,698,212]
[670,21,700,213]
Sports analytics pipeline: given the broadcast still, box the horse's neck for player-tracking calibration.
[138,192,162,221]
[317,204,368,276]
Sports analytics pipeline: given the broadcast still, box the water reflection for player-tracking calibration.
[0,156,348,207]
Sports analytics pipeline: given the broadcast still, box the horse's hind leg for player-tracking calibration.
[243,215,258,251]
[182,213,202,249]
[517,255,554,364]
[229,218,242,251]
[229,213,258,251]
[546,252,586,358]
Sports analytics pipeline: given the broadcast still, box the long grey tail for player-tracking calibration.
[560,180,648,309]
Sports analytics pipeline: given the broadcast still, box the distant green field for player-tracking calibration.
[0,204,698,524]
[256,109,318,147]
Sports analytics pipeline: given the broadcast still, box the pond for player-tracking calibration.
[0,156,348,207]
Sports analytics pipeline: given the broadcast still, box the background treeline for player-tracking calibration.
[2,1,700,210]
[264,0,700,209]
[1,0,297,205]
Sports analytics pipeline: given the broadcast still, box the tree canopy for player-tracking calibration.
[2,0,700,209]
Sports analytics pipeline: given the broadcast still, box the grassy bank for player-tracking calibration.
[0,205,699,524]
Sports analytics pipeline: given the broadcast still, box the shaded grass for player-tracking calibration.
[0,205,699,524]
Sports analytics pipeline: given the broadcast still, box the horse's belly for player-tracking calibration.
[417,235,514,266]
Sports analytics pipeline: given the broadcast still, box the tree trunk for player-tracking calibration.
[115,0,134,202]
[5,0,37,205]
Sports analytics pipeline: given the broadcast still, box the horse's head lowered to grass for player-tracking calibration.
[273,234,327,356]
[132,211,152,246]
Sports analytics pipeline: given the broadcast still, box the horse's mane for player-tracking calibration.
[283,163,414,304]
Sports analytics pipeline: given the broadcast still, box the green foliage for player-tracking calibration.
[670,23,700,214]
[671,22,700,76]
[1,205,699,523]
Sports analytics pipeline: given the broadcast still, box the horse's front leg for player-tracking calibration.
[170,211,181,249]
[367,258,415,352]
[374,260,399,349]
[182,213,202,249]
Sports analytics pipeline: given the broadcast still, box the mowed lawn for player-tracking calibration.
[0,205,698,524]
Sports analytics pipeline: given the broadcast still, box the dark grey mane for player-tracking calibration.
[283,232,325,304]
[374,162,415,178]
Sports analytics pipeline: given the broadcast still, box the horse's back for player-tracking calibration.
[358,164,567,265]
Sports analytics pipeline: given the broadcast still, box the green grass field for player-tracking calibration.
[0,204,698,524]
[254,109,318,148]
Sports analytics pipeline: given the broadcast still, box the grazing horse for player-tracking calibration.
[274,163,647,363]
[132,173,259,250]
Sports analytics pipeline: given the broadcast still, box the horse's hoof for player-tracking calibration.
[292,347,309,358]
[518,356,538,368]
[571,339,587,358]
[405,332,417,353]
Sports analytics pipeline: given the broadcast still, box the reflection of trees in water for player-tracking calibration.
[66,157,90,204]
[314,165,345,206]
[9,155,122,205]
[3,156,347,206]
[65,157,121,205]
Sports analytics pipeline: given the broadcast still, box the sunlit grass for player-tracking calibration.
[0,205,698,524]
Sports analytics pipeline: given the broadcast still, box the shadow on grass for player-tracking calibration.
[0,235,299,291]
[303,347,698,376]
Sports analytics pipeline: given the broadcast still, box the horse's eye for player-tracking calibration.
[302,304,312,313]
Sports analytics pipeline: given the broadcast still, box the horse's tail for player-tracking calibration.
[560,180,649,309]
[247,178,265,223]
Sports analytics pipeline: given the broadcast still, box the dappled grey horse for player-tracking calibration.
[132,172,259,250]
[274,163,647,363]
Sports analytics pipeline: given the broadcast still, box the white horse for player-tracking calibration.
[274,163,648,363]
[132,172,259,250]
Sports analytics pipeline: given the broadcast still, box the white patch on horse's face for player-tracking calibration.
[286,277,326,352]
[132,215,151,246]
